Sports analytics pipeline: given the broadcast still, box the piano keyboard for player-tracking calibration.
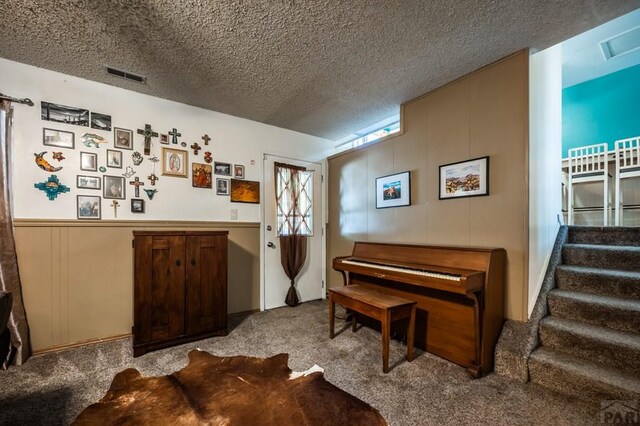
[339,259,461,282]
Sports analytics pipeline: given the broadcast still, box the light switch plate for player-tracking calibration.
[230,209,238,220]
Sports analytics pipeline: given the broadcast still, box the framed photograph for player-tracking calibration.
[106,149,123,168]
[230,179,260,204]
[114,127,133,150]
[77,195,101,220]
[103,175,126,199]
[192,163,212,189]
[91,112,111,131]
[162,147,189,178]
[375,171,411,209]
[131,199,145,213]
[214,161,231,176]
[160,134,169,145]
[216,178,230,195]
[43,128,75,149]
[439,156,489,200]
[234,164,245,179]
[80,151,98,172]
[41,101,89,126]
[76,175,101,190]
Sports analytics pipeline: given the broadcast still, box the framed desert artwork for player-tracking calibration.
[162,147,189,178]
[439,156,489,200]
[230,179,260,204]
[375,171,410,209]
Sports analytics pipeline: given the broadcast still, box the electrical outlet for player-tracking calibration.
[230,209,238,220]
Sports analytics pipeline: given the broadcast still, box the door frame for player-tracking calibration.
[260,153,326,311]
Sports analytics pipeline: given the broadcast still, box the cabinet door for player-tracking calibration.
[134,235,186,344]
[186,235,227,334]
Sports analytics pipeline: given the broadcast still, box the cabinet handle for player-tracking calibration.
[191,259,196,266]
[175,260,181,267]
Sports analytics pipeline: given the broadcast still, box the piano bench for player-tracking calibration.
[328,285,416,373]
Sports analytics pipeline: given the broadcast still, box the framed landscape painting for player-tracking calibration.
[375,171,410,209]
[439,156,489,200]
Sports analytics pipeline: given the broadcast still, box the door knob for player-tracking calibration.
[267,242,276,249]
[266,225,272,231]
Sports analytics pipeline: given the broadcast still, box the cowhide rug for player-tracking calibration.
[74,350,387,425]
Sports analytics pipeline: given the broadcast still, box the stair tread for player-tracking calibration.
[556,264,640,279]
[540,316,640,348]
[564,243,640,252]
[549,289,640,312]
[530,347,640,392]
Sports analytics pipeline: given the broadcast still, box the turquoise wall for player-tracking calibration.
[563,63,640,158]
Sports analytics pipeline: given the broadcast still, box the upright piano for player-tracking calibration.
[333,242,506,377]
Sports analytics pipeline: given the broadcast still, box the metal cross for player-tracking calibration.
[110,200,120,218]
[190,142,201,155]
[148,173,159,186]
[137,124,158,156]
[129,176,145,198]
[202,134,211,145]
[169,128,181,145]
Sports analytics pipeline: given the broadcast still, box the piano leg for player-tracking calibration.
[382,310,390,374]
[406,304,416,362]
[466,292,483,378]
[329,299,335,339]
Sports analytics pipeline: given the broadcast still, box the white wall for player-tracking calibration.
[0,58,333,222]
[528,45,563,317]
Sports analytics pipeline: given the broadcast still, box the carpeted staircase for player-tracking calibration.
[528,226,640,401]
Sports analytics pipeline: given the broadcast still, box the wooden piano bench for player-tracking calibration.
[328,285,416,373]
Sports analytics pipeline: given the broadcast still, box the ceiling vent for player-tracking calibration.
[600,26,640,60]
[105,66,146,84]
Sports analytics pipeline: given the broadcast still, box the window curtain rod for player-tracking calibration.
[0,93,34,107]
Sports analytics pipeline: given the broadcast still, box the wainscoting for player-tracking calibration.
[14,220,260,352]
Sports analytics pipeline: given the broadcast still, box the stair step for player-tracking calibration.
[562,244,640,272]
[529,347,640,401]
[555,265,640,300]
[548,289,640,334]
[539,316,640,373]
[568,226,640,246]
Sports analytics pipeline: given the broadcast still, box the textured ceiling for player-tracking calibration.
[1,1,639,140]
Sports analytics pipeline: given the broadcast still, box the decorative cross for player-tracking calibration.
[129,176,145,198]
[168,128,181,145]
[148,173,159,186]
[202,134,211,146]
[204,151,212,163]
[190,142,201,155]
[110,200,120,218]
[137,124,158,156]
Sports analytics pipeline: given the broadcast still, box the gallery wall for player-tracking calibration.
[563,63,640,158]
[328,51,530,321]
[1,57,333,352]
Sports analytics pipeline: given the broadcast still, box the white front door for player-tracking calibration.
[262,154,325,310]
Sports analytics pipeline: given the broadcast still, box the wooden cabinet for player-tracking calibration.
[133,231,228,357]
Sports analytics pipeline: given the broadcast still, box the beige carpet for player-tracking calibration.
[1,300,599,425]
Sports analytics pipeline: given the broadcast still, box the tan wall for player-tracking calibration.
[14,220,260,352]
[328,51,529,321]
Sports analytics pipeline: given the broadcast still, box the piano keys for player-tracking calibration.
[333,242,506,378]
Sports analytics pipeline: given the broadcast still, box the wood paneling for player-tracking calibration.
[14,221,259,352]
[328,51,529,321]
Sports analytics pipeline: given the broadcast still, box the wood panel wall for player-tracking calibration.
[328,51,529,321]
[14,220,260,352]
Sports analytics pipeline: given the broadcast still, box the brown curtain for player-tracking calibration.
[0,100,31,366]
[274,162,308,307]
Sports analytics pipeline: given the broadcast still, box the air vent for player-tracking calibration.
[105,66,146,84]
[600,26,640,60]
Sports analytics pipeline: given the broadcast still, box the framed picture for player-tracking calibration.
[114,127,133,150]
[103,175,126,199]
[77,195,101,220]
[162,147,189,178]
[234,164,245,179]
[91,112,111,131]
[160,134,169,145]
[216,178,230,195]
[106,149,123,168]
[43,128,75,149]
[192,163,212,188]
[375,171,411,209]
[131,199,145,213]
[214,161,231,176]
[41,101,89,126]
[77,175,101,190]
[439,156,489,200]
[80,151,98,171]
[230,179,260,204]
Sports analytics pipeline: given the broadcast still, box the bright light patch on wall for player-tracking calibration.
[600,26,640,60]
